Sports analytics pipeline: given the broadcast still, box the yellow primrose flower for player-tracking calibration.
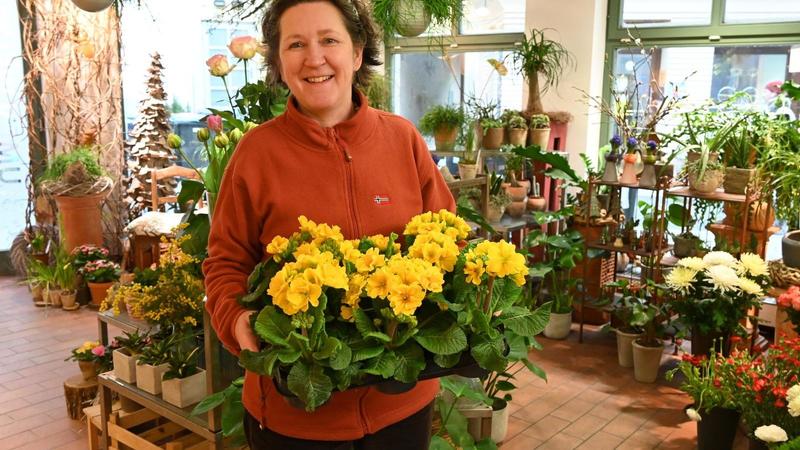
[298,216,318,235]
[267,269,290,303]
[366,269,392,299]
[345,274,367,306]
[356,247,386,273]
[294,243,321,260]
[388,284,425,316]
[286,277,322,313]
[418,265,444,293]
[319,261,349,290]
[464,259,485,285]
[485,241,526,278]
[340,305,354,321]
[266,235,290,260]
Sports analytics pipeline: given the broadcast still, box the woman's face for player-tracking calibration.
[278,2,363,126]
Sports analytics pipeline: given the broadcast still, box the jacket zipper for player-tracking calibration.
[330,129,360,237]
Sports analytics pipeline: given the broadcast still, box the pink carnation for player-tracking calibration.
[91,345,106,357]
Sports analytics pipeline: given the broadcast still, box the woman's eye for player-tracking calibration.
[288,41,303,49]
[323,38,338,45]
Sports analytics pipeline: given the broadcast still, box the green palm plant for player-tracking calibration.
[512,29,575,115]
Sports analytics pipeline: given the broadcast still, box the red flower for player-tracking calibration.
[730,336,742,344]
[754,378,767,392]
[776,398,786,408]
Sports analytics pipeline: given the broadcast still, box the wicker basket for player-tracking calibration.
[769,259,800,288]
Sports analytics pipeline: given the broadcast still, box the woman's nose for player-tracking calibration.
[304,43,325,67]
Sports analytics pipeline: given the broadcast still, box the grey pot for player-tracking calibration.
[784,230,800,269]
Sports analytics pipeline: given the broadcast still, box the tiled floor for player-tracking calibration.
[0,275,746,449]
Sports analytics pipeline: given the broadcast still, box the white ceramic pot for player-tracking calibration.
[491,403,510,443]
[135,362,170,395]
[543,311,572,339]
[113,349,138,384]
[615,329,643,368]
[71,0,113,12]
[162,369,207,408]
[632,340,663,383]
[458,163,478,180]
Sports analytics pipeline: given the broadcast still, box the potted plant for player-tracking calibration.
[136,336,173,395]
[371,0,462,38]
[666,351,741,450]
[620,137,640,185]
[487,171,511,222]
[722,123,756,194]
[82,259,120,307]
[53,243,78,310]
[480,118,504,150]
[418,105,465,152]
[528,113,551,149]
[604,280,644,368]
[38,145,113,252]
[458,127,480,180]
[602,135,622,183]
[629,281,667,383]
[162,344,206,408]
[505,113,528,146]
[665,252,769,357]
[28,230,48,265]
[503,153,530,218]
[639,140,660,188]
[512,28,574,115]
[66,340,115,381]
[26,258,53,306]
[526,208,584,339]
[527,180,546,211]
[113,330,150,384]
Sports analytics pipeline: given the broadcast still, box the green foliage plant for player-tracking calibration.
[371,0,463,39]
[479,118,503,130]
[39,145,104,183]
[488,171,511,208]
[529,113,550,129]
[163,344,201,380]
[665,349,736,416]
[506,115,527,130]
[115,330,151,355]
[419,105,466,136]
[603,280,644,334]
[628,279,667,347]
[137,335,173,366]
[512,29,575,114]
[192,377,245,444]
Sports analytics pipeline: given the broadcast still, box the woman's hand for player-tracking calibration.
[234,310,258,352]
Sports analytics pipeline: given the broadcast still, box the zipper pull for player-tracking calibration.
[343,149,353,162]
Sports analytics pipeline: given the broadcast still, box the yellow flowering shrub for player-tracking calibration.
[238,211,549,412]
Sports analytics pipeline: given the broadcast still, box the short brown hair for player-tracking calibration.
[262,0,382,89]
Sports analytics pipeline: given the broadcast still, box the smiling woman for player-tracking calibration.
[202,1,457,449]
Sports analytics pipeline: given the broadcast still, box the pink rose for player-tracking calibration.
[91,345,106,357]
[228,36,259,60]
[206,54,233,77]
[207,115,223,133]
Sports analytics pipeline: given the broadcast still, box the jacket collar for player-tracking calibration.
[281,88,377,149]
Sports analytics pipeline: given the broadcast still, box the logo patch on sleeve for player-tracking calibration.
[373,195,392,205]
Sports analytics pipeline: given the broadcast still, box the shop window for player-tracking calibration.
[621,0,712,28]
[724,0,800,24]
[460,0,525,35]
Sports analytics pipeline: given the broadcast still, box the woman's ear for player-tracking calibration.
[353,46,364,71]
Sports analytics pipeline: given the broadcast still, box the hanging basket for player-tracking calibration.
[71,0,114,12]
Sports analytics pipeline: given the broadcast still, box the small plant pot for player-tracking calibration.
[161,369,206,408]
[434,126,458,151]
[87,281,114,307]
[638,163,657,188]
[696,406,741,450]
[615,329,643,368]
[673,236,698,258]
[723,167,754,195]
[30,283,44,304]
[135,362,169,395]
[490,400,510,443]
[688,169,723,193]
[395,0,431,37]
[528,128,550,149]
[601,161,619,183]
[619,161,638,184]
[783,230,800,269]
[47,288,62,307]
[458,163,478,180]
[507,128,527,146]
[527,196,546,211]
[505,185,527,202]
[60,290,78,310]
[482,128,504,150]
[544,311,572,340]
[631,340,663,383]
[113,348,139,384]
[505,201,526,218]
[78,360,99,381]
[486,204,505,223]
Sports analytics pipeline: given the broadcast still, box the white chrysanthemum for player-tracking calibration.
[677,257,707,272]
[787,384,800,402]
[703,251,738,267]
[705,265,740,292]
[737,252,768,277]
[666,267,698,292]
[685,408,702,422]
[754,425,788,443]
[789,397,800,418]
[737,278,763,297]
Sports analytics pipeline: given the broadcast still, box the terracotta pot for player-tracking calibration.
[482,128,504,150]
[433,126,458,151]
[748,201,775,231]
[458,163,478,180]
[723,167,754,195]
[87,281,113,307]
[615,329,643,368]
[544,311,572,339]
[688,169,724,193]
[505,185,527,202]
[632,340,663,383]
[113,348,139,384]
[507,128,527,146]
[395,0,430,37]
[162,369,207,408]
[506,201,526,218]
[528,128,550,149]
[527,196,546,211]
[486,204,504,223]
[47,288,62,307]
[30,283,44,303]
[620,161,638,184]
[54,190,109,252]
[78,360,99,380]
[60,290,77,309]
[135,362,169,395]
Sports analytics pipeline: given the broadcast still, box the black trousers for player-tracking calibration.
[243,402,434,450]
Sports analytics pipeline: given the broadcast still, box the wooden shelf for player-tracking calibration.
[591,179,667,191]
[446,175,488,190]
[587,241,673,258]
[667,185,750,203]
[707,223,780,235]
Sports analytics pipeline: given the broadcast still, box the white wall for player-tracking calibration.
[525,0,609,175]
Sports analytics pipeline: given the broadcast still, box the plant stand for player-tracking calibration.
[64,374,98,420]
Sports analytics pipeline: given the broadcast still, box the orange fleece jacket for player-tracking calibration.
[203,91,456,441]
